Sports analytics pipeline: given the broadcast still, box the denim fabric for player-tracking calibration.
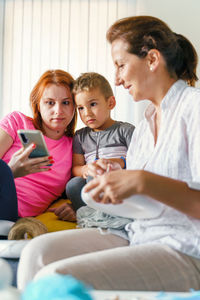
[65,176,87,211]
[0,159,18,221]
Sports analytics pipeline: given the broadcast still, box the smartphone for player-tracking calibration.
[17,130,50,158]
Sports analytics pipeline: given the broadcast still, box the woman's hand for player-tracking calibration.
[48,203,76,222]
[8,143,53,178]
[84,169,146,204]
[87,158,121,178]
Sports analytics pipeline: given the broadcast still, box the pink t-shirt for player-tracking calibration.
[0,111,73,217]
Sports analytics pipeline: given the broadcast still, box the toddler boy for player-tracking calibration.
[66,72,135,212]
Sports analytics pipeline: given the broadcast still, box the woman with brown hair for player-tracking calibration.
[18,16,200,292]
[0,69,77,221]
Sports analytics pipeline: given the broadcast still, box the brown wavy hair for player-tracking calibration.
[106,16,198,86]
[30,69,77,137]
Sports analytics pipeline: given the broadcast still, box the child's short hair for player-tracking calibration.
[73,72,113,99]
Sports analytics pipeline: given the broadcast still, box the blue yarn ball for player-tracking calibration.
[21,274,93,300]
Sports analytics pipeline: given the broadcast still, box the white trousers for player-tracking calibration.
[17,228,200,292]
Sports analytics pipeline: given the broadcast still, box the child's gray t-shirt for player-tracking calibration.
[73,121,135,164]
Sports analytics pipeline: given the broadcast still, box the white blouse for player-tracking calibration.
[126,80,200,258]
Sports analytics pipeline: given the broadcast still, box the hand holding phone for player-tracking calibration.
[9,130,52,178]
[17,130,50,158]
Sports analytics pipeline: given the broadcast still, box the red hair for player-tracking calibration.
[30,69,77,136]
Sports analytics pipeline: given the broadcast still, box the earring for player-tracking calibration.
[150,66,153,71]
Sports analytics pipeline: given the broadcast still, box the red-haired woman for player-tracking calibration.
[0,69,77,221]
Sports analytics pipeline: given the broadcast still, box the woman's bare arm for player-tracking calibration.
[72,153,88,178]
[0,128,14,158]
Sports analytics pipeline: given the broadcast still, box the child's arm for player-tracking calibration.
[86,158,122,178]
[107,157,126,169]
[72,154,124,178]
[72,153,89,178]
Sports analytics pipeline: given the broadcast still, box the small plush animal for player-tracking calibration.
[8,217,48,240]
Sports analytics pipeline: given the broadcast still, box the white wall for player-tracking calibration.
[115,0,200,124]
[0,0,200,128]
[137,0,200,86]
[0,0,139,128]
[0,0,5,108]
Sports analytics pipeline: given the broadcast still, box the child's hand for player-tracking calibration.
[82,165,90,179]
[48,203,76,222]
[87,158,121,178]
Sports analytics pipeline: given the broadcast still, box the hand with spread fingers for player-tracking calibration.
[8,143,52,178]
[84,169,144,204]
[87,158,122,178]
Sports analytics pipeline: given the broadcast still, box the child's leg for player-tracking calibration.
[65,177,87,211]
[0,159,18,221]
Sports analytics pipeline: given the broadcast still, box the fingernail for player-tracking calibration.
[50,160,54,164]
[48,156,53,159]
[32,143,36,149]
